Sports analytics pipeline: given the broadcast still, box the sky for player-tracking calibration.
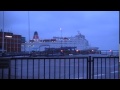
[0,11,119,50]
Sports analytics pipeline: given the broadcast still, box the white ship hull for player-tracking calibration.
[21,32,99,52]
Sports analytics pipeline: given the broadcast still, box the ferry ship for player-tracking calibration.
[21,31,99,52]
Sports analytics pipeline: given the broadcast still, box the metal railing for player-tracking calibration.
[0,56,119,79]
[89,56,119,79]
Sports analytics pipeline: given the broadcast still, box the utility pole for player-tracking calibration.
[2,11,4,54]
[60,28,62,48]
[28,11,30,54]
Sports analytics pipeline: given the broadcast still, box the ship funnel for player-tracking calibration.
[33,31,39,41]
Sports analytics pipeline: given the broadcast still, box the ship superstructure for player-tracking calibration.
[21,31,98,52]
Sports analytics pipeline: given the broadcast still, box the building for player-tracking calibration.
[0,30,26,53]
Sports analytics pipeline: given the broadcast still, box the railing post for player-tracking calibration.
[92,57,94,79]
[118,57,120,79]
[0,58,10,79]
[88,56,91,79]
[118,44,120,79]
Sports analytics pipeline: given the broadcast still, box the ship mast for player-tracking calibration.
[77,30,81,35]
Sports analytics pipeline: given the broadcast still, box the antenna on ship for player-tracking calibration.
[10,27,12,33]
[77,30,81,35]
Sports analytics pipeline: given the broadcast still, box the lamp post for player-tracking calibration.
[2,11,4,54]
[28,11,31,54]
[60,28,62,48]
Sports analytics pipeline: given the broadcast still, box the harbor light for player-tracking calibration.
[76,50,79,52]
[61,50,63,52]
[109,50,112,52]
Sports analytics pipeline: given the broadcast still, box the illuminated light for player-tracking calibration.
[5,35,12,38]
[110,50,112,52]
[61,50,63,52]
[92,50,94,51]
[76,50,79,52]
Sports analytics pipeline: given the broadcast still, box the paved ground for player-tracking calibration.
[0,55,119,79]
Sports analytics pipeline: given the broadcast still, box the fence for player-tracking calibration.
[100,50,118,56]
[0,56,119,79]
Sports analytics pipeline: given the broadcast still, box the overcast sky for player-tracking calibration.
[0,11,119,50]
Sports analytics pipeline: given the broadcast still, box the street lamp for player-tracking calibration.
[28,11,31,54]
[2,11,4,54]
[109,50,113,56]
[60,28,62,48]
[76,50,79,52]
